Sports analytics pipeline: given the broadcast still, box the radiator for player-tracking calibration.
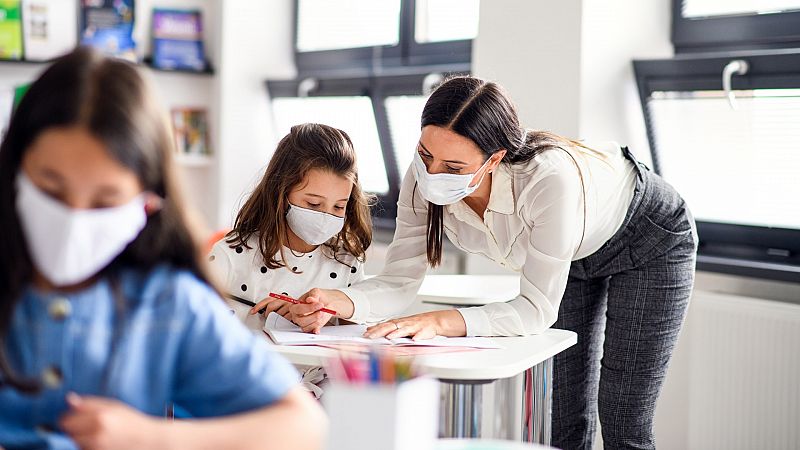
[688,291,800,450]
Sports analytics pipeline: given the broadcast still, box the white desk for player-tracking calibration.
[417,275,520,306]
[251,274,576,445]
[262,327,575,444]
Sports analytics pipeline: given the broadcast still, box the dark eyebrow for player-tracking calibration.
[39,167,64,182]
[418,140,469,165]
[418,140,432,154]
[97,185,123,197]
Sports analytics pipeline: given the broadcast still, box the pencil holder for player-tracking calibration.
[323,377,440,450]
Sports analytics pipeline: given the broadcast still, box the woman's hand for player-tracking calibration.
[60,393,161,450]
[291,288,356,334]
[364,310,468,340]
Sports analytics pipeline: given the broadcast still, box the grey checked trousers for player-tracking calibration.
[552,148,698,450]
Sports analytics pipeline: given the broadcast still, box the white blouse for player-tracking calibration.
[209,236,365,330]
[340,142,637,336]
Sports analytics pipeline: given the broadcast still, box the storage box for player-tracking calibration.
[323,377,440,450]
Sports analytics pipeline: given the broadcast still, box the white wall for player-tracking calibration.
[214,0,295,229]
[579,0,672,165]
[473,0,583,137]
[0,64,48,98]
[135,0,221,230]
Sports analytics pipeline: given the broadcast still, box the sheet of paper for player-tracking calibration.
[263,313,502,349]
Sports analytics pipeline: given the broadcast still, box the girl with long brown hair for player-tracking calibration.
[209,123,373,328]
[0,48,325,449]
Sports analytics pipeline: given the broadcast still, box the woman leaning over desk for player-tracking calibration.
[290,76,697,450]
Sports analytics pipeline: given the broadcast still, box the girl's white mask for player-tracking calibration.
[286,204,345,246]
[15,172,148,286]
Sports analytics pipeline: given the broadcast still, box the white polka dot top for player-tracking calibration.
[208,236,365,330]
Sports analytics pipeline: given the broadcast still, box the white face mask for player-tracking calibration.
[412,150,491,205]
[15,172,148,287]
[286,203,345,246]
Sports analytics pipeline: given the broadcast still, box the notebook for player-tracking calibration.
[263,312,502,349]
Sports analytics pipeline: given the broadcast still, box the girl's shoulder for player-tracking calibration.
[209,234,271,272]
[118,264,221,313]
[210,234,257,258]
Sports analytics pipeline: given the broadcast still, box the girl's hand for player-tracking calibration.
[364,310,468,340]
[290,289,334,334]
[60,393,161,450]
[249,297,292,318]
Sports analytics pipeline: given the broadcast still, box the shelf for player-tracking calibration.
[175,153,213,167]
[142,57,215,76]
[147,64,215,76]
[0,58,49,66]
[0,58,215,76]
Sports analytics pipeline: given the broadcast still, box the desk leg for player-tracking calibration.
[524,357,553,445]
[437,357,553,445]
[439,380,487,438]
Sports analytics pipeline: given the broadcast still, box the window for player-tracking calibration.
[647,88,800,231]
[272,96,391,195]
[293,0,477,72]
[634,1,800,281]
[673,0,800,51]
[385,94,427,175]
[271,1,476,225]
[681,0,800,18]
[295,0,401,52]
[415,0,480,44]
[634,51,800,281]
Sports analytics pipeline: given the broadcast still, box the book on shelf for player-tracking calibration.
[79,0,136,62]
[22,0,78,61]
[171,108,210,157]
[0,0,23,60]
[151,8,206,72]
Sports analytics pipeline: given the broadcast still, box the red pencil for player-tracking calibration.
[268,292,337,316]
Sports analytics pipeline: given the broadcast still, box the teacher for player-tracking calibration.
[292,76,697,449]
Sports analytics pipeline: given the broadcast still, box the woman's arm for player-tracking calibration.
[60,388,325,450]
[364,154,585,339]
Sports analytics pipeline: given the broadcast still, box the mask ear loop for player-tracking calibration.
[469,152,499,188]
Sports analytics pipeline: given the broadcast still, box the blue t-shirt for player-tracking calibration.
[0,264,299,449]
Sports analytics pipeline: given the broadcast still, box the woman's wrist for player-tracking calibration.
[435,309,468,337]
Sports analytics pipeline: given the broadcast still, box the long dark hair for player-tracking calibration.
[0,48,213,392]
[419,76,591,266]
[226,123,374,269]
